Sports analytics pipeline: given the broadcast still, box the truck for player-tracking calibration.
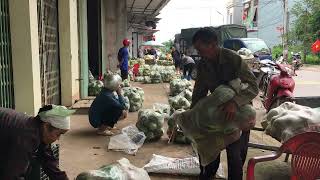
[174,24,247,59]
[174,24,248,79]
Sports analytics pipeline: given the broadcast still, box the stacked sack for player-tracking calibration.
[122,87,144,112]
[136,109,164,141]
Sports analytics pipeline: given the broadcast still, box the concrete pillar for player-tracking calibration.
[101,0,127,71]
[59,0,80,106]
[78,0,89,98]
[116,0,128,49]
[9,0,42,115]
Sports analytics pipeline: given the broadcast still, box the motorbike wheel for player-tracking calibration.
[260,74,269,97]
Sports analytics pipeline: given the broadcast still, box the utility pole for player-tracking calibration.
[283,0,289,61]
[303,8,308,62]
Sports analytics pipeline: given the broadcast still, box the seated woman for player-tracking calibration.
[89,73,128,136]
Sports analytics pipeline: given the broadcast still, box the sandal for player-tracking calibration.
[97,130,114,136]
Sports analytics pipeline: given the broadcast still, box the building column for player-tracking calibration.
[78,0,89,98]
[9,0,41,115]
[59,0,80,106]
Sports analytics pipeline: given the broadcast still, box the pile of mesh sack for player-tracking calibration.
[261,102,320,142]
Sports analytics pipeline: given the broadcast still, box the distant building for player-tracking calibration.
[241,0,300,47]
[226,0,243,25]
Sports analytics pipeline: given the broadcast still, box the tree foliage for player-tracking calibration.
[290,0,320,45]
[162,39,174,52]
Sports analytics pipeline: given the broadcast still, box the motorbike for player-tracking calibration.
[292,52,303,72]
[256,59,280,98]
[263,63,295,112]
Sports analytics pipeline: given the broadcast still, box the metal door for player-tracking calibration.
[37,0,61,105]
[0,0,14,108]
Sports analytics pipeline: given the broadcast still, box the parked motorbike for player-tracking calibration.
[256,59,279,98]
[263,63,295,112]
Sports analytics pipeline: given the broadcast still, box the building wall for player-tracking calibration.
[9,0,80,114]
[226,0,242,25]
[9,0,42,115]
[247,0,299,48]
[59,0,80,106]
[101,0,127,72]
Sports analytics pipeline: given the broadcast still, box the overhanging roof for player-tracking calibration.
[127,0,170,28]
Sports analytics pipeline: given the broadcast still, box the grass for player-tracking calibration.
[272,45,320,65]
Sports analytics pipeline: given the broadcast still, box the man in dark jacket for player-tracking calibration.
[0,105,74,180]
[181,54,195,80]
[191,28,259,180]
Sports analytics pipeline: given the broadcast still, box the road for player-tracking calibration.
[293,67,320,97]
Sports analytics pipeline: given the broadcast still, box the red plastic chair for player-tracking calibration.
[247,132,320,180]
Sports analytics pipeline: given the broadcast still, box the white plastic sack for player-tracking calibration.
[143,154,225,178]
[262,102,320,142]
[108,126,146,155]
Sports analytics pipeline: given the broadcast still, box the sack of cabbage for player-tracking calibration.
[160,69,176,83]
[88,80,104,96]
[143,71,162,84]
[169,79,192,96]
[136,109,164,141]
[122,87,144,112]
[167,109,191,144]
[76,158,150,180]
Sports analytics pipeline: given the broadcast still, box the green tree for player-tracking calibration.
[162,39,174,52]
[290,0,320,61]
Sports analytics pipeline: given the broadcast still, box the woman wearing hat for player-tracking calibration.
[0,105,75,180]
[89,73,128,136]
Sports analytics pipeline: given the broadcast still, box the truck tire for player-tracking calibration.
[191,68,197,80]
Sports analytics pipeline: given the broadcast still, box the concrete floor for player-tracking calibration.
[60,82,288,180]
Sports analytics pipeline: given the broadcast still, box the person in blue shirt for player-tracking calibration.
[89,73,128,136]
[117,39,131,80]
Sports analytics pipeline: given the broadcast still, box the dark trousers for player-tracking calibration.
[121,70,128,80]
[183,63,194,80]
[199,130,250,180]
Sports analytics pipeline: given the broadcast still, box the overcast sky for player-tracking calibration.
[155,0,227,43]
